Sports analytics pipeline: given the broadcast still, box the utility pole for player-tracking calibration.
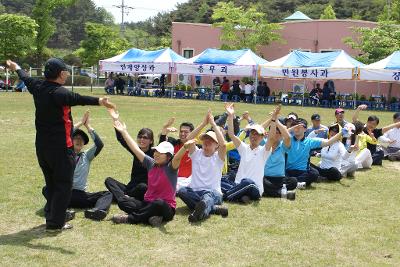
[113,0,134,36]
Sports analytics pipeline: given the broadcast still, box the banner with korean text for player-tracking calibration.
[359,69,400,82]
[260,67,354,80]
[175,63,256,76]
[99,62,172,74]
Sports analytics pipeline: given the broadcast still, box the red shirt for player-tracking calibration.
[174,143,192,177]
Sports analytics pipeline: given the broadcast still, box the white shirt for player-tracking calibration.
[244,84,253,94]
[320,141,347,170]
[383,127,400,148]
[235,142,271,195]
[189,147,224,194]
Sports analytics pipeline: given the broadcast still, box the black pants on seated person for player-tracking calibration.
[127,199,175,225]
[43,187,112,212]
[286,168,319,186]
[310,163,342,181]
[105,176,147,201]
[263,176,298,197]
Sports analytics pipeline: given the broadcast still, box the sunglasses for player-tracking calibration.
[137,135,150,140]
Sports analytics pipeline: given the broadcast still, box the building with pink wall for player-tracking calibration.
[172,20,400,98]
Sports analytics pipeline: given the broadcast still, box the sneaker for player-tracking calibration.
[148,216,163,227]
[85,209,107,221]
[296,182,306,189]
[111,214,129,224]
[46,222,73,233]
[346,171,355,178]
[65,210,76,222]
[286,191,296,201]
[240,195,251,204]
[388,155,398,161]
[213,205,228,218]
[188,200,207,223]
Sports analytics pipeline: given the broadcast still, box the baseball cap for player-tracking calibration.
[152,141,174,155]
[335,108,345,114]
[44,58,71,79]
[244,124,265,135]
[72,129,89,145]
[199,131,219,144]
[393,112,400,120]
[286,114,297,120]
[311,114,321,121]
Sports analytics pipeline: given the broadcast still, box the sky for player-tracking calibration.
[92,0,189,23]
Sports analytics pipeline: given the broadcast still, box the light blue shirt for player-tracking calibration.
[264,141,287,177]
[72,131,102,191]
[305,125,328,139]
[284,136,322,171]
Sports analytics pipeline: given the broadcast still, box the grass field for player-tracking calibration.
[0,88,399,266]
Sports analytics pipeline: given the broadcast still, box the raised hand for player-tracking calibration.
[357,104,368,110]
[183,139,196,149]
[208,109,216,126]
[107,108,119,121]
[225,103,235,116]
[5,60,18,71]
[113,120,127,133]
[82,110,90,125]
[99,97,116,109]
[163,117,175,129]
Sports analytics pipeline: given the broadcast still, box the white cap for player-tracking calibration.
[199,131,218,144]
[152,141,174,155]
[244,124,265,135]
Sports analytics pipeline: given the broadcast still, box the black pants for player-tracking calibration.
[127,199,175,225]
[286,168,319,186]
[105,177,147,201]
[105,177,143,214]
[263,176,298,197]
[372,150,385,165]
[43,187,113,211]
[310,163,342,181]
[36,147,75,229]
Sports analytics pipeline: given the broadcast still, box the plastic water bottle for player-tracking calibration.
[281,184,287,199]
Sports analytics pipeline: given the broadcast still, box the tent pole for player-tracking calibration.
[353,78,357,109]
[254,65,258,104]
[302,79,306,106]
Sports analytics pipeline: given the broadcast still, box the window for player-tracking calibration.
[183,49,194,59]
[290,48,311,52]
[319,49,341,53]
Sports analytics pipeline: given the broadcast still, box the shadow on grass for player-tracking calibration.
[175,206,191,216]
[0,224,75,255]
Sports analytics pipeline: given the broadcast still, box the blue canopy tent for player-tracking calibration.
[99,48,185,74]
[259,50,365,106]
[359,51,400,82]
[175,48,268,77]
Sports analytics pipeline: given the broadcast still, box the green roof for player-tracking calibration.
[284,11,312,21]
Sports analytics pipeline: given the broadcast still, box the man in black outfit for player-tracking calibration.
[6,58,116,231]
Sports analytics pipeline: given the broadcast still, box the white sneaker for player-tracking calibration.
[296,182,306,189]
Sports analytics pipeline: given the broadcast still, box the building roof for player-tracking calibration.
[284,11,312,21]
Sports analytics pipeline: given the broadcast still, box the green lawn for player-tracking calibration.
[0,88,399,266]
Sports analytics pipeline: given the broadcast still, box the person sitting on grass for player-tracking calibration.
[310,123,357,181]
[221,103,275,204]
[159,118,195,189]
[111,118,187,227]
[378,112,400,161]
[105,108,154,202]
[177,109,228,223]
[42,110,112,221]
[352,105,400,165]
[284,118,346,187]
[263,105,297,199]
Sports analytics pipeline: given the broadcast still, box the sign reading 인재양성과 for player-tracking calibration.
[260,67,355,80]
[359,69,400,82]
[99,62,172,74]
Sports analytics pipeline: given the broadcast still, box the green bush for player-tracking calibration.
[360,95,367,101]
[368,96,375,102]
[390,97,397,104]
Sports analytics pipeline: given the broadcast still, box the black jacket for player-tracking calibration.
[17,69,100,149]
